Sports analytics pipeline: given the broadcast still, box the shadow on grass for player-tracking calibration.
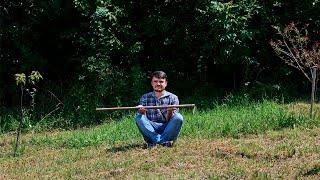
[106,142,143,153]
[303,166,320,176]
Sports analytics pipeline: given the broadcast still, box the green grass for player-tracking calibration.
[183,100,317,138]
[0,100,320,178]
[13,100,317,149]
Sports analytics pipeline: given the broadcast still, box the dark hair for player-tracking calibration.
[151,71,167,80]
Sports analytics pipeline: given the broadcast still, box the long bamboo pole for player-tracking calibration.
[96,104,196,111]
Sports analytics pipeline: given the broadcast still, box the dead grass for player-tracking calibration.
[0,126,319,179]
[288,102,320,118]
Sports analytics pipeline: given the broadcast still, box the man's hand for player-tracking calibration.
[166,107,177,121]
[137,105,147,115]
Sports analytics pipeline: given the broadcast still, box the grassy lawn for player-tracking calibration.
[0,101,319,179]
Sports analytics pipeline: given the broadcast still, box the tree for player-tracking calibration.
[270,22,320,117]
[14,71,42,156]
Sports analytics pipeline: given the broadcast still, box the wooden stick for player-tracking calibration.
[96,104,196,111]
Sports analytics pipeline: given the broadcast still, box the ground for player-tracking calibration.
[0,127,319,179]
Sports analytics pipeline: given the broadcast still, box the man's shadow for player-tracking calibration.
[106,142,144,153]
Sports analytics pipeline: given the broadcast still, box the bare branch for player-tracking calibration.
[270,22,319,83]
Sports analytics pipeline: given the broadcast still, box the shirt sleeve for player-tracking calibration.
[136,95,146,115]
[139,95,147,106]
[172,95,179,105]
[172,94,179,113]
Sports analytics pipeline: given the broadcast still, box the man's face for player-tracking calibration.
[151,77,167,92]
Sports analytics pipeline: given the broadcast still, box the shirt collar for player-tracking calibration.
[152,90,169,99]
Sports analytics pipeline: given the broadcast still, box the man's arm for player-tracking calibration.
[137,95,147,115]
[166,95,179,120]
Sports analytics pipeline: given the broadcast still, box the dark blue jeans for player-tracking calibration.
[135,113,183,144]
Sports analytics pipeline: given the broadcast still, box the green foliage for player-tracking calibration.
[62,83,103,127]
[28,71,43,85]
[0,110,19,133]
[74,0,145,110]
[198,0,259,64]
[14,73,26,86]
[2,0,320,132]
[1,71,44,133]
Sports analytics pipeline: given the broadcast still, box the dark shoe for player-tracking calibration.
[146,142,157,149]
[160,141,174,147]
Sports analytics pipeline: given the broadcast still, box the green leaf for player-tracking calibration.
[14,73,26,86]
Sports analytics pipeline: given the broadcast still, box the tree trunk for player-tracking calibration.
[310,67,317,118]
[14,86,24,157]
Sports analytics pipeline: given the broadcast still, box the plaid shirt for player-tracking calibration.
[138,91,179,122]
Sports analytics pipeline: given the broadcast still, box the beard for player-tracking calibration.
[154,86,164,92]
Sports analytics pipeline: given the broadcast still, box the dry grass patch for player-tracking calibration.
[288,102,320,117]
[1,127,319,179]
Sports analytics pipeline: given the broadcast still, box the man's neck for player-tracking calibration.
[154,90,165,98]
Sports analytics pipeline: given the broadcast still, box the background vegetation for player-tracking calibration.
[1,0,320,132]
